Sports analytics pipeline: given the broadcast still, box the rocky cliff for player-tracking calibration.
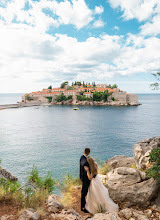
[0,137,160,220]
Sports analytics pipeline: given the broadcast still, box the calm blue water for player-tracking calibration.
[0,94,160,185]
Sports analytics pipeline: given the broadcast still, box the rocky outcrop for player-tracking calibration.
[51,100,140,106]
[151,190,160,212]
[90,212,121,220]
[105,155,135,170]
[119,208,151,220]
[106,176,158,208]
[18,208,40,220]
[104,136,160,208]
[0,168,17,181]
[47,195,64,213]
[46,195,83,219]
[0,215,14,220]
[133,136,160,169]
[50,209,83,220]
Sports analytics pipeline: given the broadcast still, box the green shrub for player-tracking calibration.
[76,95,92,101]
[0,165,55,209]
[46,97,52,103]
[56,93,72,102]
[146,145,160,183]
[25,94,33,101]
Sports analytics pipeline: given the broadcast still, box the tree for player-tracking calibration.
[112,84,118,88]
[56,93,72,102]
[48,85,52,89]
[92,81,96,87]
[102,90,110,102]
[61,81,68,88]
[25,94,33,101]
[93,91,103,101]
[150,72,160,90]
[146,142,160,184]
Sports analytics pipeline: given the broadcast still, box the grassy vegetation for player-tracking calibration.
[146,142,160,184]
[98,163,111,175]
[59,174,81,208]
[130,163,136,169]
[0,165,55,210]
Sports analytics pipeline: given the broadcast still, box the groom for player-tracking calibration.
[80,148,90,213]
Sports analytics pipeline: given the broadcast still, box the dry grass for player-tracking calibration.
[98,163,111,175]
[130,163,136,169]
[24,189,49,209]
[59,175,81,209]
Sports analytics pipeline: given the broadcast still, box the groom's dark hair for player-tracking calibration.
[84,148,90,156]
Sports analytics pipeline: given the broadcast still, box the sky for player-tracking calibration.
[0,0,160,93]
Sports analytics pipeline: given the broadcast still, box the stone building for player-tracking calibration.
[111,91,139,105]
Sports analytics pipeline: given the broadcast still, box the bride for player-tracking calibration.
[84,156,119,215]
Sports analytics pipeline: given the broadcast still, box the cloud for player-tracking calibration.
[93,19,105,28]
[140,14,160,36]
[0,0,96,31]
[113,26,119,31]
[0,0,160,93]
[108,0,160,36]
[108,0,159,22]
[94,6,104,14]
[1,16,160,93]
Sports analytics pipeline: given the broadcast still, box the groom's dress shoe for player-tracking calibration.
[81,208,89,213]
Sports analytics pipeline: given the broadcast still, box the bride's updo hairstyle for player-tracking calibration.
[87,156,98,176]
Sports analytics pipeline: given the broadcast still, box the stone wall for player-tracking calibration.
[126,94,138,105]
[112,92,127,102]
[112,92,139,105]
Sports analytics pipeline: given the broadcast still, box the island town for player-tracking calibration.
[21,81,139,106]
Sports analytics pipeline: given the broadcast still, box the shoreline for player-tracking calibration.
[0,103,49,110]
[0,101,141,110]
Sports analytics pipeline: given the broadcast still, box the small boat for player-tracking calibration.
[73,107,79,110]
[35,107,39,109]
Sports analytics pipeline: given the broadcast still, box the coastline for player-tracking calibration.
[0,101,140,110]
[0,102,49,110]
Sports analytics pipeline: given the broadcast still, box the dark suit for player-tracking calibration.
[80,155,90,209]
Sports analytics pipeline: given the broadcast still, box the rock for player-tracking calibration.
[133,136,160,170]
[152,190,160,212]
[144,209,152,218]
[18,209,40,220]
[107,167,141,186]
[119,208,133,219]
[132,210,149,220]
[47,195,64,213]
[137,170,148,181]
[106,169,159,208]
[105,156,135,170]
[50,208,83,220]
[0,168,18,181]
[90,212,121,220]
[1,215,14,220]
[74,186,81,190]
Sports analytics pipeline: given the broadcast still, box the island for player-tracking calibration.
[21,82,139,106]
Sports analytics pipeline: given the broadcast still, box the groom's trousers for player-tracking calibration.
[81,180,90,209]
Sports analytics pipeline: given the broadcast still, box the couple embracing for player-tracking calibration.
[80,148,118,215]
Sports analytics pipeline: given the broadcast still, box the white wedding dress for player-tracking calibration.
[85,175,118,214]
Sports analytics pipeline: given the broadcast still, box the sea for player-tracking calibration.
[0,93,160,186]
